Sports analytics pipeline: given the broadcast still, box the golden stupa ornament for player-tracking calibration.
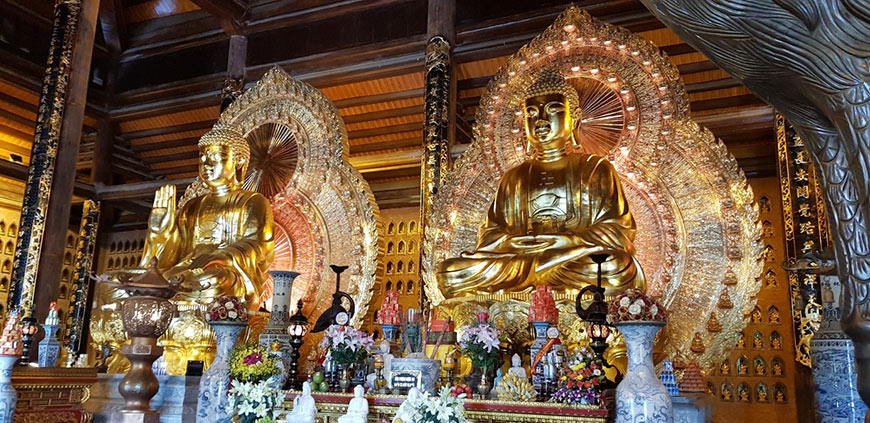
[422,6,762,372]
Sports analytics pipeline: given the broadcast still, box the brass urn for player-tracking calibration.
[107,259,181,423]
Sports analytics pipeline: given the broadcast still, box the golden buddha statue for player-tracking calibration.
[140,124,274,308]
[436,70,644,299]
[94,124,275,374]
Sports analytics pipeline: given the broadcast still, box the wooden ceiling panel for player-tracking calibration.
[456,57,509,80]
[125,0,202,24]
[345,115,423,132]
[339,97,424,117]
[120,106,220,133]
[350,130,419,147]
[320,73,425,101]
[130,129,207,146]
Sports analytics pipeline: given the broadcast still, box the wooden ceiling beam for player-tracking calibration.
[98,0,127,54]
[132,137,202,153]
[190,0,249,35]
[343,105,423,124]
[347,122,421,140]
[125,120,215,141]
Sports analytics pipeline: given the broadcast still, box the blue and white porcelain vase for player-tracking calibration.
[37,325,60,368]
[196,322,246,423]
[616,321,673,423]
[0,355,17,423]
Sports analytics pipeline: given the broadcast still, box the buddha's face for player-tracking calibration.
[524,93,573,151]
[200,143,241,189]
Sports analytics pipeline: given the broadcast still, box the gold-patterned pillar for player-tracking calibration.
[64,200,100,366]
[420,0,456,313]
[775,113,831,366]
[9,0,99,319]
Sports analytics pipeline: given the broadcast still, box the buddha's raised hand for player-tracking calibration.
[149,184,177,235]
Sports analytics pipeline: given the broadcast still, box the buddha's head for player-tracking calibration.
[197,125,250,191]
[522,70,581,156]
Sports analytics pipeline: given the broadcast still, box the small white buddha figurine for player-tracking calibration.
[380,340,394,386]
[393,387,423,423]
[286,381,317,423]
[338,385,369,423]
[508,353,527,378]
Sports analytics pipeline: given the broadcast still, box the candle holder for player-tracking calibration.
[373,355,388,394]
[106,259,180,423]
[286,299,309,390]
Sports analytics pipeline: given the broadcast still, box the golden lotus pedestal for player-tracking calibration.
[284,391,610,423]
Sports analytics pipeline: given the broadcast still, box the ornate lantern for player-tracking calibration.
[19,316,38,366]
[576,253,613,361]
[106,259,180,421]
[286,299,309,390]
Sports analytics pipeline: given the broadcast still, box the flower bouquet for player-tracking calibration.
[320,324,374,366]
[414,387,468,423]
[550,347,607,405]
[228,344,283,423]
[457,323,500,371]
[206,295,249,323]
[607,288,666,324]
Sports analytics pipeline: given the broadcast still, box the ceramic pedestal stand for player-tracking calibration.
[615,321,673,423]
[196,322,246,423]
[0,355,18,423]
[37,325,60,368]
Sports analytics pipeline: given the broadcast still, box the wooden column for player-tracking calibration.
[8,0,100,320]
[420,0,456,311]
[221,34,247,111]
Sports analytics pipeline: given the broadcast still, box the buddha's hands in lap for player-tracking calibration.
[508,234,580,252]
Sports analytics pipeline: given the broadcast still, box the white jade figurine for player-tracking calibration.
[338,385,369,423]
[393,387,423,423]
[508,353,527,378]
[286,381,317,423]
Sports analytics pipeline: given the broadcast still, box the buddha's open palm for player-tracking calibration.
[149,184,177,234]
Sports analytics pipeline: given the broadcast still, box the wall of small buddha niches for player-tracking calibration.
[0,205,79,326]
[362,207,422,339]
[706,177,801,423]
[94,230,147,275]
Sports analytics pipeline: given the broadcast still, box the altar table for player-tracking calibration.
[284,391,610,423]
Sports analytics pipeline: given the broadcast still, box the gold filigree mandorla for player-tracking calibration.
[423,6,763,372]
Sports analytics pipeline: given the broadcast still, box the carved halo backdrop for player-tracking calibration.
[181,67,384,365]
[422,7,764,371]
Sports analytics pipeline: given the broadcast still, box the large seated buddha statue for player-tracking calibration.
[436,70,644,300]
[137,125,275,313]
[140,124,275,307]
[94,124,275,373]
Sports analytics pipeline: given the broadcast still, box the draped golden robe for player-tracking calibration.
[142,190,275,310]
[437,153,644,298]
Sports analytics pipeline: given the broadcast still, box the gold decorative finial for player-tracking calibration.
[524,69,581,120]
[197,124,251,168]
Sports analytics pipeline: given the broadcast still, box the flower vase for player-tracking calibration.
[338,364,351,392]
[0,355,17,423]
[615,322,673,423]
[477,367,491,399]
[197,322,247,423]
[37,324,60,368]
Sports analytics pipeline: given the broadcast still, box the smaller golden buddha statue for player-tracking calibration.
[755,360,765,375]
[738,386,750,402]
[719,360,730,375]
[757,387,768,402]
[772,361,783,376]
[753,332,764,349]
[736,331,746,348]
[93,124,275,374]
[737,360,748,375]
[722,387,732,401]
[436,70,644,300]
[141,124,274,307]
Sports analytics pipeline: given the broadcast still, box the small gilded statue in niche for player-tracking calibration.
[775,386,787,402]
[719,360,730,375]
[772,360,783,376]
[721,384,733,401]
[738,385,750,402]
[751,307,763,324]
[768,306,781,325]
[736,331,746,349]
[737,358,748,375]
[771,332,783,349]
[757,384,769,402]
[754,357,766,375]
[753,331,764,349]
[436,70,644,299]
